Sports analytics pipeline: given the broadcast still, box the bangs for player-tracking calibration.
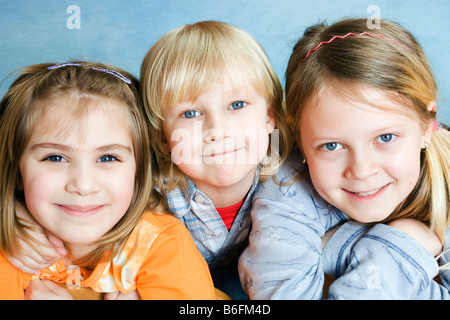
[315,77,421,122]
[144,21,277,122]
[162,54,269,107]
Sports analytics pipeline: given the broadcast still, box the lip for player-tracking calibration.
[203,148,242,158]
[344,183,391,201]
[57,204,105,217]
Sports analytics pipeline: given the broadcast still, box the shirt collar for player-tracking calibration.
[165,167,261,219]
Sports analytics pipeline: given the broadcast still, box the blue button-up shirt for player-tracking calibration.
[164,171,260,272]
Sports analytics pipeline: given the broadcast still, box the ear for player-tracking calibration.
[266,110,276,135]
[422,101,436,147]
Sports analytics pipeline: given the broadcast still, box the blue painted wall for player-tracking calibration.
[1,0,449,123]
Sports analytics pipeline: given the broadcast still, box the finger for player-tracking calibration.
[104,290,140,300]
[5,255,41,275]
[24,279,43,300]
[40,280,74,299]
[46,231,67,256]
[25,279,73,300]
[7,251,57,273]
[104,291,120,300]
[40,280,66,294]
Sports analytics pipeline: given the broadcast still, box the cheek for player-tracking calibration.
[250,131,270,164]
[307,160,337,196]
[385,146,422,186]
[22,173,58,218]
[169,131,200,165]
[109,169,136,210]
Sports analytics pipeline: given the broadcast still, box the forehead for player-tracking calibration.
[307,81,417,120]
[301,83,422,137]
[29,94,131,140]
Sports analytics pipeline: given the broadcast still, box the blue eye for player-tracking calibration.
[182,110,201,118]
[377,134,395,143]
[229,101,246,110]
[46,155,66,162]
[98,155,117,162]
[322,142,343,151]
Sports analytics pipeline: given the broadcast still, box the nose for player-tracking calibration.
[65,163,99,196]
[202,114,229,144]
[344,148,379,180]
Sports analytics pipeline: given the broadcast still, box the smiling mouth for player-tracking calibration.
[57,204,104,216]
[346,183,391,198]
[203,148,242,158]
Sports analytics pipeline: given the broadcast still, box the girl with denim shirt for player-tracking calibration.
[239,18,449,299]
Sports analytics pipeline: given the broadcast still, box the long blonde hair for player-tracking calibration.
[285,19,449,241]
[141,20,291,191]
[0,62,164,267]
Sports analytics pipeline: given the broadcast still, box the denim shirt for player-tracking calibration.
[323,221,450,299]
[164,171,259,272]
[238,155,347,299]
[238,153,450,299]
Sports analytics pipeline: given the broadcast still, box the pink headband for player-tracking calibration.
[433,121,440,131]
[297,32,408,68]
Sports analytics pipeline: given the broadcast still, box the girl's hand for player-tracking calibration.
[24,279,73,300]
[104,290,141,300]
[6,203,67,274]
[388,218,443,257]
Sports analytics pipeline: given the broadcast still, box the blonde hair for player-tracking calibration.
[141,20,291,191]
[285,19,449,241]
[0,62,164,267]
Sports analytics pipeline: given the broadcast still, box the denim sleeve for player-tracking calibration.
[323,222,449,299]
[438,230,450,290]
[238,161,346,299]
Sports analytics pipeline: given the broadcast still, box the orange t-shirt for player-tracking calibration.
[0,212,215,300]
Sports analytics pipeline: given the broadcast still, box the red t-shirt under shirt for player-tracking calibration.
[216,199,245,230]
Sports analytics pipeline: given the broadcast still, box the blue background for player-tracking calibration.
[1,0,449,123]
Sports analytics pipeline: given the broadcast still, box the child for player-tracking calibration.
[239,18,450,299]
[0,62,215,299]
[140,21,290,299]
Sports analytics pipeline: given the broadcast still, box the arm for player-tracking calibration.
[136,221,216,300]
[323,222,449,299]
[238,166,347,300]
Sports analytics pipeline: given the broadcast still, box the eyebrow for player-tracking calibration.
[30,142,133,153]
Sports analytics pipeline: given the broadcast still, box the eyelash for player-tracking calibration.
[44,154,67,162]
[180,101,247,118]
[43,154,119,163]
[319,133,396,151]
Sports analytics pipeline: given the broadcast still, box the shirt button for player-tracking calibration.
[194,195,204,204]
